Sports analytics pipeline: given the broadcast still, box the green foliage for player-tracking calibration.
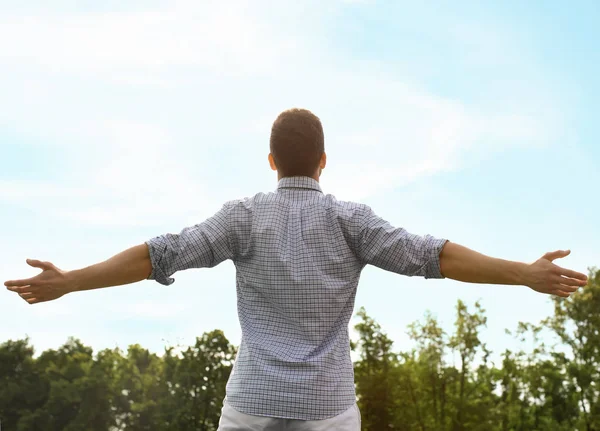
[0,332,236,431]
[0,339,46,430]
[353,268,600,431]
[353,307,398,429]
[162,330,236,431]
[0,268,598,430]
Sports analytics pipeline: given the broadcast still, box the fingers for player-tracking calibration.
[26,259,53,271]
[553,275,587,287]
[17,292,48,304]
[543,250,571,262]
[8,288,40,304]
[13,291,46,304]
[24,296,53,304]
[549,281,586,298]
[4,258,55,287]
[7,283,58,304]
[551,283,579,292]
[6,285,39,293]
[4,277,38,287]
[554,266,588,282]
[5,271,44,288]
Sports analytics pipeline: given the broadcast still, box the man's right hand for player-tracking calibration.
[5,259,74,304]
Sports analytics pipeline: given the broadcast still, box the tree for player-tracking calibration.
[403,311,448,430]
[112,345,168,431]
[15,338,117,431]
[162,330,236,431]
[543,267,600,430]
[353,307,398,430]
[0,339,47,430]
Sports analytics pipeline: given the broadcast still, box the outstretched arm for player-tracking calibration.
[357,207,588,298]
[71,244,152,291]
[5,244,152,304]
[439,242,588,297]
[5,202,234,305]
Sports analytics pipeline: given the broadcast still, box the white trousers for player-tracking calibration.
[217,400,361,431]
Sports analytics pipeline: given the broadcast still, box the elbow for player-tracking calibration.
[438,240,454,278]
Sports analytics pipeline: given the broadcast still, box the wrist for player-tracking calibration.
[65,269,83,294]
[514,262,532,287]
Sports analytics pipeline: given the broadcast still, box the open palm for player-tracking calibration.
[526,250,588,297]
[4,259,71,304]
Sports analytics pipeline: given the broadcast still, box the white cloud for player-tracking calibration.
[1,118,220,226]
[0,0,565,223]
[0,181,89,200]
[0,0,321,80]
[309,73,552,201]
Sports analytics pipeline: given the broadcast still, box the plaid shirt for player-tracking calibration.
[146,176,447,420]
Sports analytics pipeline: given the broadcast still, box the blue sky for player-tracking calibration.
[1,0,598,365]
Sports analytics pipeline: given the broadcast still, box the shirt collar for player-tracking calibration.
[277,176,323,193]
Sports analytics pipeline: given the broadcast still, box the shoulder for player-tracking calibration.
[221,192,283,220]
[325,195,372,217]
[222,192,373,219]
[317,195,375,231]
[222,192,277,210]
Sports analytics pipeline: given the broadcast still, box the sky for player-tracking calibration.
[1,0,599,367]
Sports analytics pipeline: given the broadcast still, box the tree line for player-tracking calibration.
[1,267,598,431]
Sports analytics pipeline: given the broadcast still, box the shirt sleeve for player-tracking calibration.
[145,202,234,286]
[357,206,447,279]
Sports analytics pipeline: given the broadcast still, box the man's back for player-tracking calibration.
[146,176,447,420]
[4,108,588,428]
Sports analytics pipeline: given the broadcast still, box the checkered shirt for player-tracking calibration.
[146,176,447,420]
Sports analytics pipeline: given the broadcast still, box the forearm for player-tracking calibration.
[67,244,153,293]
[439,241,528,285]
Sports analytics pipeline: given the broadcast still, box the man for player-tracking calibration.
[5,108,588,430]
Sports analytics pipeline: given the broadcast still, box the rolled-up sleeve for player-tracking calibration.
[358,206,447,279]
[145,202,234,286]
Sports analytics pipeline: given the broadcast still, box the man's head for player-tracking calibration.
[268,108,326,180]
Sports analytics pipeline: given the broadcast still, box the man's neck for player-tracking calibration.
[278,172,320,182]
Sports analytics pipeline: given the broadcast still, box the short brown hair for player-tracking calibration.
[270,108,324,178]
